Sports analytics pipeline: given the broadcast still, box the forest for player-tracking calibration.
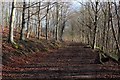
[1,0,120,79]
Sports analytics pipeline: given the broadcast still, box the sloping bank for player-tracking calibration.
[2,39,65,65]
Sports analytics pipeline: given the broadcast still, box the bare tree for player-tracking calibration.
[108,2,120,54]
[37,2,41,39]
[92,1,99,49]
[114,2,120,53]
[45,2,50,40]
[8,0,16,44]
[26,0,30,39]
[20,0,26,40]
[100,3,107,51]
[55,2,59,40]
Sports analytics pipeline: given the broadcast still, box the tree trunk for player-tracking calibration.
[8,0,16,44]
[45,2,49,40]
[59,6,66,41]
[105,2,110,52]
[101,11,107,51]
[2,2,4,31]
[92,2,98,49]
[55,2,59,41]
[59,21,66,41]
[26,0,30,39]
[20,0,26,40]
[109,2,120,54]
[114,2,120,55]
[37,2,41,39]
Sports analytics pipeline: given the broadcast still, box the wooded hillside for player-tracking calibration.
[1,0,120,79]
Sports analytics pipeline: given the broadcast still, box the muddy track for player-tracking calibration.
[2,42,120,80]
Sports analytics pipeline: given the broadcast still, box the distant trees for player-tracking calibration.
[0,1,69,43]
[1,0,120,60]
[59,3,68,41]
[109,2,120,55]
[3,0,120,58]
[67,1,120,58]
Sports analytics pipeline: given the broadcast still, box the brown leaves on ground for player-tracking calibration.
[2,28,120,79]
[2,27,63,66]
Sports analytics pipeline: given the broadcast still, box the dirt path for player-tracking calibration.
[2,42,120,79]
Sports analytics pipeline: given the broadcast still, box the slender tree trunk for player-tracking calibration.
[55,2,59,41]
[45,15,48,40]
[71,25,74,42]
[45,2,49,40]
[59,6,66,41]
[118,2,120,49]
[20,0,26,40]
[109,2,120,54]
[35,23,38,38]
[101,13,107,51]
[5,8,8,27]
[26,0,30,39]
[114,2,120,54]
[105,2,110,52]
[48,12,50,39]
[37,2,41,39]
[2,2,4,31]
[8,0,16,44]
[8,2,11,27]
[59,21,66,41]
[110,14,120,53]
[92,2,98,49]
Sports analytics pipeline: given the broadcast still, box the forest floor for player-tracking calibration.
[2,28,120,80]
